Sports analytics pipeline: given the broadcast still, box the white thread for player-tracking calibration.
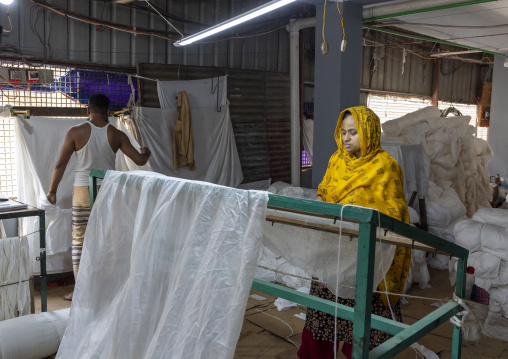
[254,309,299,348]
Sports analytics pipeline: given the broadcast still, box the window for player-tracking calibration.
[0,118,16,198]
[0,61,137,198]
[366,93,488,141]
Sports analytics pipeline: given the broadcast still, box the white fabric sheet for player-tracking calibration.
[262,208,396,299]
[124,106,243,187]
[0,236,30,321]
[157,76,228,110]
[381,144,430,198]
[15,117,150,274]
[57,171,268,359]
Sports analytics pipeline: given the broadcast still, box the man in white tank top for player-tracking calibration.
[46,94,151,301]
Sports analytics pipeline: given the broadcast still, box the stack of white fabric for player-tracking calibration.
[425,181,467,270]
[452,208,508,341]
[0,236,31,321]
[382,107,492,218]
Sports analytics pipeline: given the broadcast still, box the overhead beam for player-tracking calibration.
[363,0,498,22]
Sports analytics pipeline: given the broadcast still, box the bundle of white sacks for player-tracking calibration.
[382,106,492,217]
[452,208,508,341]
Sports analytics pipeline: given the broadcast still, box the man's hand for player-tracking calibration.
[47,191,57,204]
[140,147,151,158]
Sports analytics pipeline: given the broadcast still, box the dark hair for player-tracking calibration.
[343,110,353,119]
[88,94,110,114]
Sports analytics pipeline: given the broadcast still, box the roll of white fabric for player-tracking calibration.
[0,308,69,359]
[453,219,483,252]
[480,224,508,262]
[0,236,31,321]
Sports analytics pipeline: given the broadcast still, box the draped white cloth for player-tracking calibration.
[15,116,149,274]
[0,236,30,321]
[57,171,268,359]
[157,76,227,110]
[123,106,243,187]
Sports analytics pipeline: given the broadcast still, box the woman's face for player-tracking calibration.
[341,115,361,158]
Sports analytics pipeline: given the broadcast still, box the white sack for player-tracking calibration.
[57,171,268,359]
[480,224,508,261]
[262,209,396,299]
[425,189,466,228]
[125,106,243,187]
[489,285,508,306]
[157,76,227,110]
[472,208,508,227]
[0,308,69,359]
[0,236,30,321]
[454,219,482,252]
[450,252,501,279]
[427,254,449,270]
[483,302,508,341]
[15,117,149,274]
[381,106,441,137]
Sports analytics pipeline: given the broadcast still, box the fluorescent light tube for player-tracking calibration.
[0,0,13,4]
[174,0,297,47]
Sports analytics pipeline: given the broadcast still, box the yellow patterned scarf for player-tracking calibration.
[317,106,411,306]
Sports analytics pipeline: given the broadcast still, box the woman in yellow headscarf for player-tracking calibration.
[297,106,411,359]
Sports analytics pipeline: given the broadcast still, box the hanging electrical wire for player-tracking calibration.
[143,0,183,37]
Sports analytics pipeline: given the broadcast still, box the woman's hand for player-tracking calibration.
[315,195,323,201]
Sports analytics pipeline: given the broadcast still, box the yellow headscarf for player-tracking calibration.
[317,106,411,306]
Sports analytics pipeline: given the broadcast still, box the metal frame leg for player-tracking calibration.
[39,212,47,312]
[352,221,378,358]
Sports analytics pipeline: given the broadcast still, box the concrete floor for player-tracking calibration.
[34,267,508,358]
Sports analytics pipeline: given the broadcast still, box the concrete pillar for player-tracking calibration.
[311,1,363,188]
[488,55,508,177]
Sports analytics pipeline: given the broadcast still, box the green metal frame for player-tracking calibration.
[0,205,47,312]
[89,169,468,358]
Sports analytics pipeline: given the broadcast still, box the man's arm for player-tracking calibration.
[47,129,76,204]
[118,131,151,166]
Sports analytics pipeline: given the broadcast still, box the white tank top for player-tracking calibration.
[74,122,116,186]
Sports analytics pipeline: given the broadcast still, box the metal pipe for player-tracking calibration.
[363,25,505,57]
[363,0,498,22]
[286,17,316,186]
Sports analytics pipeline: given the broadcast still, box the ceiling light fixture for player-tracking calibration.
[174,0,297,47]
[0,0,13,5]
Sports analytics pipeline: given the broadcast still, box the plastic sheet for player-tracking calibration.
[57,171,268,359]
[0,308,69,359]
[123,106,243,187]
[15,117,149,274]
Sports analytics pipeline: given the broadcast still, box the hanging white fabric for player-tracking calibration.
[157,76,228,110]
[124,106,243,187]
[15,117,150,274]
[0,236,30,321]
[57,170,268,359]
